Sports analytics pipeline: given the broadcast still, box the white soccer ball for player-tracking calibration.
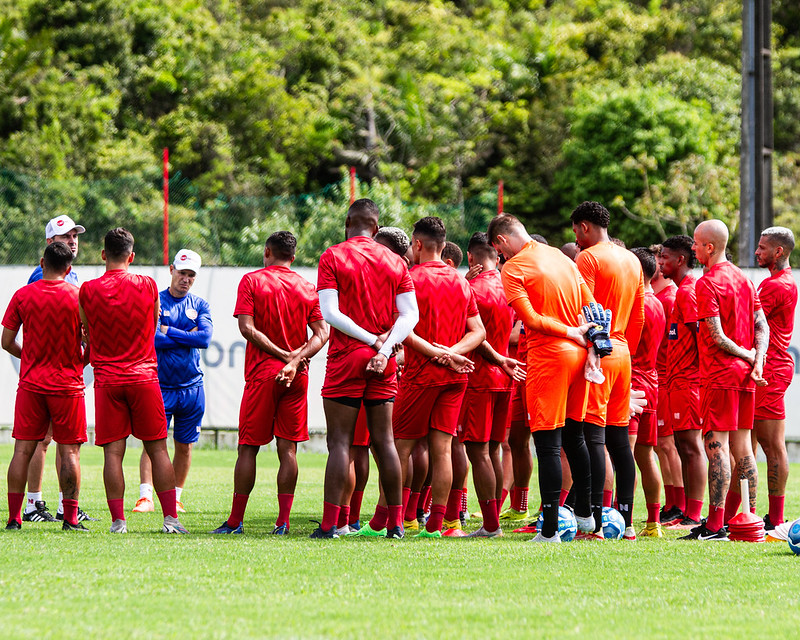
[536,506,578,542]
[602,507,625,540]
[787,517,800,555]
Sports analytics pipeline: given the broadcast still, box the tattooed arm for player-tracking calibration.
[702,316,755,362]
[751,308,770,386]
[702,313,769,386]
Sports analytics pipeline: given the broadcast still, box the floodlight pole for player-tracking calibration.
[739,0,773,266]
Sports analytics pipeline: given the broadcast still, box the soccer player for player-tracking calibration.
[133,249,212,514]
[753,226,797,530]
[629,248,667,537]
[680,220,768,541]
[458,232,520,537]
[658,235,705,528]
[213,232,328,535]
[4,243,88,531]
[79,228,187,534]
[314,199,419,539]
[24,214,96,524]
[442,241,463,269]
[490,214,599,543]
[572,201,645,539]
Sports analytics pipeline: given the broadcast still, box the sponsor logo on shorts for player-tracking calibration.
[668,323,678,340]
[673,412,681,420]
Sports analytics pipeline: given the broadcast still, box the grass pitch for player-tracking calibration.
[2,444,800,639]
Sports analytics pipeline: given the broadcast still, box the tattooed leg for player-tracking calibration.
[731,429,758,511]
[754,419,788,496]
[704,431,730,509]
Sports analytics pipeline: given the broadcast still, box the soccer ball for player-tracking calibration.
[787,518,800,555]
[602,507,625,540]
[536,506,578,542]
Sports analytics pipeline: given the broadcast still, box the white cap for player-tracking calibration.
[173,249,201,273]
[45,215,86,239]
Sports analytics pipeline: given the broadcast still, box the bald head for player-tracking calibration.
[693,219,729,267]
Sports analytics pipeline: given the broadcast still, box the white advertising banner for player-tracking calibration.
[0,265,798,436]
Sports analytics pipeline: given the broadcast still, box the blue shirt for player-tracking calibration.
[154,290,213,390]
[29,265,79,286]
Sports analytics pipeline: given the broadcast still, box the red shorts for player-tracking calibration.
[13,388,87,445]
[510,381,526,425]
[393,382,467,440]
[585,345,632,427]
[700,386,755,434]
[669,384,700,432]
[353,405,370,447]
[458,389,512,444]
[656,385,672,437]
[633,411,657,447]
[754,371,791,421]
[239,374,309,445]
[322,346,397,401]
[95,382,168,446]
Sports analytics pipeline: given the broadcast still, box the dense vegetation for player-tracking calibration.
[1,0,799,264]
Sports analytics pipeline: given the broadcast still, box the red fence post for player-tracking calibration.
[163,148,169,265]
[350,166,356,205]
[497,180,504,215]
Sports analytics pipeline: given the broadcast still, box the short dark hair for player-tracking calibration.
[661,234,695,268]
[442,241,463,267]
[43,241,73,274]
[104,228,134,260]
[266,231,296,261]
[467,232,497,262]
[348,198,380,220]
[570,201,610,228]
[631,247,656,280]
[412,216,446,250]
[375,227,411,258]
[487,214,523,245]
[531,234,549,246]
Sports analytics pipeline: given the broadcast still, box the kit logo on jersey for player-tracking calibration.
[185,308,198,320]
[668,323,678,340]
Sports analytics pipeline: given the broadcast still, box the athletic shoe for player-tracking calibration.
[512,523,539,534]
[272,523,289,535]
[442,518,460,530]
[659,505,684,526]
[442,527,467,538]
[467,526,503,538]
[162,516,188,534]
[386,526,405,539]
[574,531,604,540]
[109,519,127,534]
[403,519,419,531]
[210,521,243,534]
[575,514,595,533]
[348,520,362,532]
[176,500,186,514]
[667,516,702,530]
[22,500,57,522]
[766,521,790,542]
[309,523,339,539]
[56,508,98,522]
[678,523,729,541]
[530,532,561,543]
[499,507,530,522]
[62,521,89,532]
[132,497,154,513]
[459,511,469,528]
[763,513,781,532]
[623,526,637,541]
[350,523,386,537]
[5,521,21,531]
[415,529,442,538]
[335,525,351,536]
[639,522,663,538]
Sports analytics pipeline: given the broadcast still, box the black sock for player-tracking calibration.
[532,428,562,538]
[606,424,635,528]
[584,422,606,532]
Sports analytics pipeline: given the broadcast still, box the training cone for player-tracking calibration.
[728,479,765,542]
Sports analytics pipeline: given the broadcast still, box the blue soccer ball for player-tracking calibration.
[602,507,625,540]
[536,506,578,542]
[787,518,800,555]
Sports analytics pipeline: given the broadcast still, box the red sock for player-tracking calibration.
[369,505,388,530]
[685,498,703,521]
[445,490,462,521]
[227,493,249,527]
[603,490,613,508]
[426,504,446,533]
[511,487,529,511]
[337,505,350,529]
[674,486,686,512]
[664,484,674,509]
[461,488,468,512]
[402,487,411,513]
[769,495,785,524]
[405,492,420,522]
[7,492,24,524]
[707,504,724,532]
[723,491,741,524]
[349,489,364,523]
[387,504,403,529]
[321,501,340,531]
[107,499,125,522]
[646,502,660,524]
[480,499,499,532]
[277,493,294,527]
[157,489,178,518]
[63,499,79,526]
[500,488,509,510]
[559,488,569,507]
[422,486,433,512]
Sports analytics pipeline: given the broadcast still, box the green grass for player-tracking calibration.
[2,443,800,639]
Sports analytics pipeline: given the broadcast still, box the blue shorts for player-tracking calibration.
[162,385,205,444]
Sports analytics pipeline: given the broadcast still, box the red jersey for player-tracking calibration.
[696,262,761,390]
[631,291,666,394]
[234,266,323,383]
[403,261,479,387]
[758,268,798,379]
[467,269,513,391]
[317,236,413,357]
[654,283,677,384]
[79,270,159,387]
[2,280,84,396]
[667,274,699,388]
